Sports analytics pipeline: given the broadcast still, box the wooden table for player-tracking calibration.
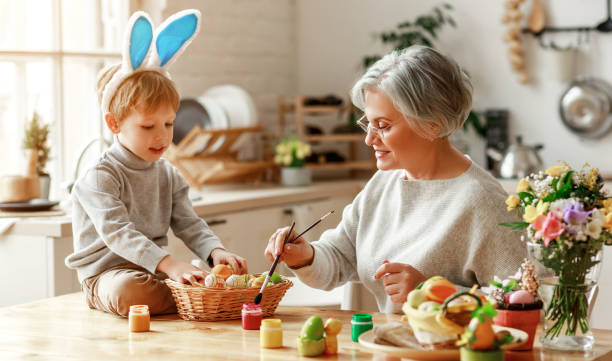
[0,293,610,360]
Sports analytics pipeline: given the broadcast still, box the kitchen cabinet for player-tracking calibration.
[0,234,79,307]
[167,196,353,274]
[166,193,380,311]
[0,180,366,308]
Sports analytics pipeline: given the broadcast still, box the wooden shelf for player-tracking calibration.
[300,105,345,114]
[278,95,377,175]
[305,134,365,142]
[306,161,376,170]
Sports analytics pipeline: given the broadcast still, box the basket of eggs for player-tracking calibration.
[165,264,293,321]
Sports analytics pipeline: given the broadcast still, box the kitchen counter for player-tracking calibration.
[1,292,610,360]
[6,177,610,238]
[3,179,366,238]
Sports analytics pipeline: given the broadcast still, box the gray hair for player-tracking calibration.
[351,45,473,139]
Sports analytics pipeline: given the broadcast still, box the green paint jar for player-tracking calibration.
[351,313,373,342]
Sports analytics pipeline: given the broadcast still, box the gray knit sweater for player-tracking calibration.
[293,162,526,313]
[65,140,225,282]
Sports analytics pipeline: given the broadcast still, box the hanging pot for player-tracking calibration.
[559,77,612,138]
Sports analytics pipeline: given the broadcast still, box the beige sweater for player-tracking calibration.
[293,162,526,313]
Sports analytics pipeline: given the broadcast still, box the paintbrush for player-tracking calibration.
[253,210,335,305]
[253,221,294,305]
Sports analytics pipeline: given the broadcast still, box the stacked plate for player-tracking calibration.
[173,85,258,153]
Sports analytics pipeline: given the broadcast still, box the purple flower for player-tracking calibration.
[563,203,591,225]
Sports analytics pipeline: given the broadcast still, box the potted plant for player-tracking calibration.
[274,137,312,187]
[22,111,51,199]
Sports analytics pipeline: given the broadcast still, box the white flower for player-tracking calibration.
[274,155,283,164]
[572,172,581,186]
[575,231,587,242]
[585,218,603,239]
[275,144,287,155]
[527,174,554,197]
[590,208,605,224]
[282,154,292,166]
[296,149,305,159]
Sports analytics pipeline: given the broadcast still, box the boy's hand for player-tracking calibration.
[157,255,207,285]
[210,248,248,274]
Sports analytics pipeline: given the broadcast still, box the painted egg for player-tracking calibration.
[422,278,457,303]
[204,273,225,288]
[226,274,246,288]
[509,289,534,304]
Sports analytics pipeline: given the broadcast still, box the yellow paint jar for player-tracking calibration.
[129,305,150,332]
[260,319,283,348]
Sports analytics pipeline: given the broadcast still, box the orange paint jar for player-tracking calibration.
[129,305,150,332]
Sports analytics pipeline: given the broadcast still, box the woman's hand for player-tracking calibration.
[157,255,207,285]
[373,260,427,304]
[210,248,248,274]
[264,226,314,268]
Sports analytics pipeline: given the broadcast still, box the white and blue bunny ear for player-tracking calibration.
[101,11,154,113]
[124,11,154,71]
[101,9,202,114]
[147,9,201,70]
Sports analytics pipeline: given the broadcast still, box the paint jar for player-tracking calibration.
[242,303,263,330]
[129,305,150,332]
[260,318,283,348]
[351,313,373,342]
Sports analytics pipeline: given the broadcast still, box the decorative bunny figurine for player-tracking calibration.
[324,318,342,355]
[101,9,201,113]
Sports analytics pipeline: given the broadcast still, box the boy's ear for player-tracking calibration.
[104,113,120,134]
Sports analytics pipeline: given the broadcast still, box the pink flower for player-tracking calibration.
[534,212,565,246]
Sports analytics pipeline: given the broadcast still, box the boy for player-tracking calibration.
[65,10,247,317]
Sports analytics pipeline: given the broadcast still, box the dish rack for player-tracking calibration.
[166,125,273,187]
[165,277,293,321]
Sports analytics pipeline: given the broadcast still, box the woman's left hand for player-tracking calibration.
[373,260,427,304]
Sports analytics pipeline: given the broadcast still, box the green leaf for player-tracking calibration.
[518,191,535,205]
[466,111,486,137]
[488,280,503,288]
[504,279,518,292]
[498,222,529,231]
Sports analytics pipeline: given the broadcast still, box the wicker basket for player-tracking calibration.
[165,277,293,321]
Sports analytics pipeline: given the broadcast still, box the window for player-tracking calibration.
[0,0,127,198]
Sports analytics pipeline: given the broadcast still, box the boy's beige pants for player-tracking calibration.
[82,262,177,317]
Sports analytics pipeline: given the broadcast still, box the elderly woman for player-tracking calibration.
[265,45,525,313]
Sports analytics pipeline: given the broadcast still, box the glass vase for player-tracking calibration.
[527,241,603,351]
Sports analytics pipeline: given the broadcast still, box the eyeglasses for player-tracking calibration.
[357,115,387,139]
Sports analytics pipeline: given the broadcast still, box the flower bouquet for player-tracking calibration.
[274,137,312,187]
[502,163,612,350]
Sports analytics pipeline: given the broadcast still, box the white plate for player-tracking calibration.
[358,325,527,360]
[203,85,257,128]
[203,85,258,153]
[197,96,228,153]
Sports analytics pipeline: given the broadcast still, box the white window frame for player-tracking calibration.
[0,0,127,197]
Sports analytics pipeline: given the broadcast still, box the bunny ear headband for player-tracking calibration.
[101,9,201,113]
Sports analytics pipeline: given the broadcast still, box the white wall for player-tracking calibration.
[161,0,297,131]
[296,0,612,173]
